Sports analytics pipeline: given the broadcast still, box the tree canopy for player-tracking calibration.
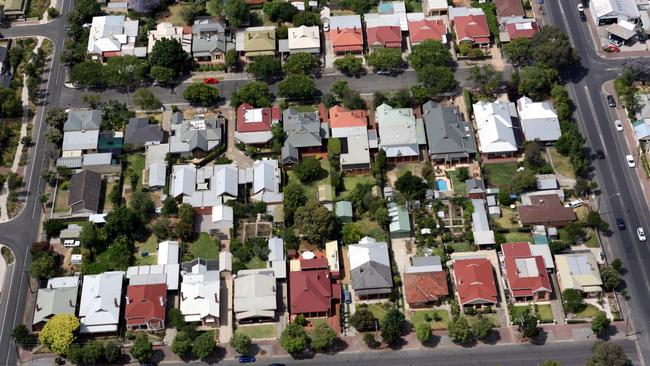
[278,74,316,100]
[294,200,336,245]
[380,308,405,346]
[448,316,473,344]
[225,0,249,28]
[334,55,364,76]
[293,157,322,182]
[230,81,273,107]
[39,314,79,356]
[284,53,319,75]
[182,83,220,106]
[311,323,337,352]
[562,288,585,313]
[230,333,252,355]
[149,38,189,76]
[193,331,217,359]
[367,48,403,72]
[395,171,428,200]
[130,334,153,363]
[350,308,377,331]
[408,40,454,70]
[591,311,611,337]
[280,322,310,354]
[415,323,432,343]
[586,341,630,366]
[247,55,282,81]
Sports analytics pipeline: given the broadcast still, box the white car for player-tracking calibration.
[626,154,636,168]
[577,3,584,12]
[615,120,624,131]
[323,22,330,32]
[638,227,647,241]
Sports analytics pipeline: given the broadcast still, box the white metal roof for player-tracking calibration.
[158,241,179,265]
[288,26,320,50]
[348,237,390,270]
[78,271,125,333]
[473,100,518,154]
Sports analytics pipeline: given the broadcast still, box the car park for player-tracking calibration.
[626,154,636,168]
[617,218,626,230]
[615,120,623,131]
[638,227,647,241]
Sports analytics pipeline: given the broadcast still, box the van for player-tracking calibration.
[567,199,583,208]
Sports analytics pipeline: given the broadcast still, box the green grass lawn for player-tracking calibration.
[339,174,376,199]
[447,241,475,252]
[236,324,277,339]
[363,303,389,322]
[54,188,70,213]
[510,305,530,322]
[289,104,318,113]
[575,304,601,319]
[358,217,386,241]
[466,313,500,327]
[287,158,331,200]
[483,162,518,190]
[450,170,467,197]
[493,207,519,229]
[102,181,117,212]
[503,231,533,243]
[190,232,219,260]
[537,304,554,323]
[411,310,449,330]
[125,153,145,189]
[135,235,158,265]
[307,318,328,332]
[548,147,576,179]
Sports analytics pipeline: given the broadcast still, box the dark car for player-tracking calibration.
[239,356,256,363]
[617,218,626,230]
[639,33,647,44]
[595,149,605,159]
[579,12,587,21]
[607,95,617,108]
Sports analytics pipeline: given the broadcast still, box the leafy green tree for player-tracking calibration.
[130,334,153,363]
[104,56,148,89]
[11,325,34,348]
[367,48,403,72]
[31,252,57,279]
[206,0,223,16]
[225,0,249,28]
[350,309,377,331]
[611,258,623,273]
[149,38,189,76]
[502,37,531,66]
[280,322,310,354]
[263,0,297,21]
[82,340,105,364]
[182,83,220,106]
[45,106,67,130]
[175,203,196,241]
[39,314,79,356]
[104,341,121,363]
[102,99,135,130]
[180,2,204,24]
[600,267,621,291]
[341,222,363,244]
[472,314,493,340]
[416,65,457,96]
[591,311,610,337]
[334,55,363,76]
[133,88,162,110]
[43,219,66,238]
[69,61,105,87]
[150,65,176,84]
[294,201,336,245]
[380,309,405,346]
[311,323,336,352]
[168,308,185,329]
[162,196,178,216]
[284,52,319,75]
[407,40,453,70]
[518,65,558,100]
[469,65,502,96]
[230,81,273,107]
[531,25,579,71]
[293,156,322,182]
[517,309,539,339]
[172,331,193,358]
[562,288,585,313]
[278,74,316,100]
[225,49,239,72]
[247,55,282,80]
[563,222,585,243]
[283,182,307,226]
[448,316,473,344]
[0,87,21,117]
[509,169,537,194]
[292,11,320,26]
[105,206,144,241]
[363,332,379,348]
[584,211,609,231]
[395,171,428,200]
[586,341,630,366]
[130,190,155,221]
[415,323,432,343]
[66,344,84,364]
[230,333,252,355]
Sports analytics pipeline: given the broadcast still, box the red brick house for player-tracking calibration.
[452,258,498,308]
[366,26,402,49]
[453,14,490,47]
[331,27,364,54]
[504,21,539,41]
[235,103,280,145]
[501,243,552,302]
[408,19,447,45]
[125,283,167,331]
[289,258,341,317]
[517,194,576,227]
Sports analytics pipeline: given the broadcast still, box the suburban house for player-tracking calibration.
[281,108,326,165]
[466,178,486,199]
[180,258,221,326]
[422,101,477,164]
[329,105,371,172]
[1,0,27,18]
[238,26,277,59]
[289,258,340,317]
[61,109,102,154]
[423,0,447,16]
[124,117,163,147]
[125,283,167,330]
[450,8,490,47]
[126,241,180,291]
[471,199,496,247]
[375,103,425,161]
[325,241,341,278]
[494,0,525,23]
[590,0,640,25]
[404,256,449,307]
[452,258,498,308]
[268,236,287,279]
[388,202,411,238]
[536,174,558,191]
[473,100,518,158]
[250,159,284,204]
[87,16,144,61]
[234,103,280,145]
[330,15,364,54]
[555,252,603,297]
[68,170,102,215]
[501,19,539,42]
[211,204,234,236]
[348,237,393,299]
[169,112,223,156]
[170,164,239,210]
[364,12,403,49]
[287,25,321,54]
[501,242,552,302]
[144,143,169,188]
[517,194,576,226]
[192,17,232,65]
[33,276,79,331]
[234,269,277,322]
[78,271,125,333]
[408,19,448,45]
[516,96,561,142]
[147,22,192,54]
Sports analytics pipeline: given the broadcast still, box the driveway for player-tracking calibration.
[223,106,253,168]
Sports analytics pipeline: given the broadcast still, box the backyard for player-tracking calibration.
[449,170,467,197]
[493,207,519,229]
[125,153,145,190]
[411,309,450,330]
[339,174,376,199]
[236,324,277,340]
[358,217,386,242]
[190,232,220,260]
[135,235,158,265]
[483,162,517,190]
[287,158,331,200]
[503,231,533,243]
[161,4,189,26]
[102,181,118,212]
[547,148,575,179]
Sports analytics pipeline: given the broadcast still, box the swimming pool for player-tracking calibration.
[436,179,449,191]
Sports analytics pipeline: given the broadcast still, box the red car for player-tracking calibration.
[203,77,220,84]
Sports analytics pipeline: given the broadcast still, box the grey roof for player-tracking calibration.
[124,117,163,145]
[56,156,83,169]
[33,286,79,325]
[283,108,323,148]
[412,256,441,267]
[351,262,393,294]
[68,170,102,214]
[335,201,353,218]
[82,152,112,167]
[281,143,299,164]
[422,101,477,160]
[192,34,234,56]
[234,269,277,320]
[171,111,184,125]
[181,258,220,273]
[192,17,227,34]
[63,110,102,132]
[329,14,362,29]
[170,114,223,152]
[466,178,485,194]
[536,174,558,190]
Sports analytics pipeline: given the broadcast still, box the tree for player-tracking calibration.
[130,190,155,221]
[416,65,457,96]
[372,148,387,183]
[350,309,377,331]
[380,308,405,346]
[517,309,539,339]
[509,169,537,194]
[531,25,579,71]
[150,65,176,84]
[448,316,473,344]
[280,322,310,354]
[31,252,57,279]
[172,331,193,358]
[0,86,21,117]
[341,222,363,244]
[82,340,105,364]
[502,37,531,66]
[149,38,189,76]
[162,196,178,216]
[469,65,502,96]
[264,0,297,22]
[104,341,121,363]
[130,334,153,363]
[153,218,173,240]
[367,48,403,72]
[102,99,135,130]
[230,333,252,355]
[43,219,66,238]
[104,56,148,89]
[182,83,220,106]
[45,106,67,130]
[230,81,273,107]
[69,61,105,88]
[600,267,621,291]
[247,55,283,81]
[334,55,363,76]
[206,0,223,16]
[586,341,630,366]
[66,344,84,364]
[518,65,558,100]
[39,314,79,356]
[408,40,453,70]
[395,171,428,200]
[278,74,316,100]
[584,211,609,231]
[284,52,319,75]
[563,222,585,243]
[562,288,585,313]
[283,182,307,225]
[292,11,320,26]
[472,314,493,340]
[176,203,196,241]
[591,311,610,337]
[105,206,144,241]
[180,1,204,24]
[311,323,336,352]
[611,258,623,273]
[415,323,432,343]
[11,325,33,348]
[225,0,249,28]
[133,88,162,110]
[168,308,185,329]
[293,157,322,182]
[294,201,336,245]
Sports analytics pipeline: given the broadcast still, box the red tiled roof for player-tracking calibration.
[289,269,336,314]
[366,26,402,48]
[408,19,447,44]
[501,242,532,257]
[404,271,449,305]
[503,243,552,297]
[453,258,497,306]
[329,105,368,129]
[453,15,490,43]
[125,284,167,325]
[331,28,364,52]
[517,194,576,226]
[271,106,281,122]
[319,103,329,123]
[300,257,329,270]
[505,21,539,40]
[236,103,273,133]
[495,0,525,19]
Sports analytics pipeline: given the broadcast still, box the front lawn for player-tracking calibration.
[510,305,530,322]
[411,309,449,330]
[190,232,219,260]
[548,147,576,179]
[574,304,601,319]
[135,235,158,265]
[361,303,390,322]
[236,324,277,339]
[537,304,554,323]
[503,231,533,243]
[466,313,500,327]
[483,162,517,190]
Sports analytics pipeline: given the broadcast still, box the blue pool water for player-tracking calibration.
[436,179,449,191]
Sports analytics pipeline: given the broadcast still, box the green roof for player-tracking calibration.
[335,201,353,218]
[389,205,411,234]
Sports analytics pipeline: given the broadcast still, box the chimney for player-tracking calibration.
[36,304,42,311]
[69,299,74,308]
[159,296,164,306]
[114,298,118,307]
[214,293,218,302]
[125,295,130,304]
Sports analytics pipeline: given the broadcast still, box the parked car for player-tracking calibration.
[638,228,647,241]
[639,32,647,44]
[344,290,351,304]
[239,356,256,363]
[626,154,636,168]
[577,3,584,12]
[579,12,587,21]
[203,77,220,84]
[376,70,393,75]
[607,95,617,107]
[615,120,624,131]
[566,199,583,209]
[323,22,330,31]
[617,218,626,230]
[595,149,605,159]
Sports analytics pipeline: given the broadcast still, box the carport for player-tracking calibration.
[605,23,637,45]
